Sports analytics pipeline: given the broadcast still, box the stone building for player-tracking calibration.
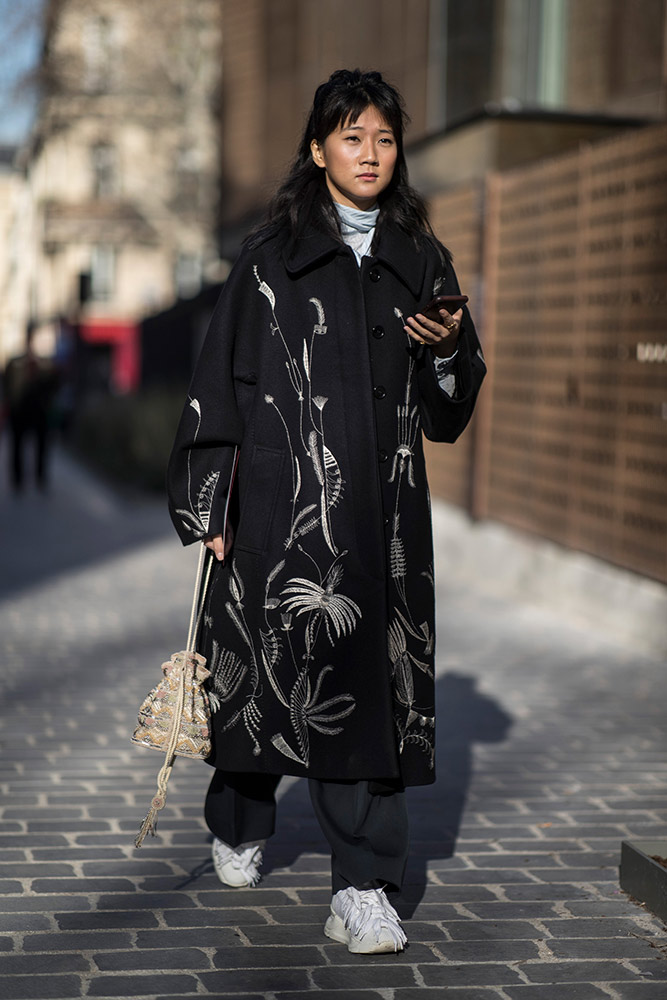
[3,0,223,389]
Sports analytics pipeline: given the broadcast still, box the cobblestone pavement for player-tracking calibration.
[1,446,667,1000]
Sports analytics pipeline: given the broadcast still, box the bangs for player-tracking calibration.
[312,76,407,147]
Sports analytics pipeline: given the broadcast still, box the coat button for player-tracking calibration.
[369,268,381,282]
[383,514,390,526]
[372,325,384,339]
[378,449,388,463]
[373,385,386,399]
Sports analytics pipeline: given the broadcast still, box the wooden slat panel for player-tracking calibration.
[482,124,667,582]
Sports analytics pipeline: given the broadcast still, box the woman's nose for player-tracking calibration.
[360,143,378,164]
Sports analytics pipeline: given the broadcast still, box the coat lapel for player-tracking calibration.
[374,223,427,299]
[283,218,428,300]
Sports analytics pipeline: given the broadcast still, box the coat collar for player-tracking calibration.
[282,219,427,299]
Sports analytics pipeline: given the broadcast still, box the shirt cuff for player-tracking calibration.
[434,350,458,398]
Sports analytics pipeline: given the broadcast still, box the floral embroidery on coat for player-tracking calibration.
[195,268,359,767]
[386,308,436,769]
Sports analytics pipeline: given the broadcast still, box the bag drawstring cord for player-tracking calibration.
[135,544,213,848]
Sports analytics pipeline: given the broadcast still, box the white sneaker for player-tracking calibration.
[324,886,407,954]
[211,837,263,888]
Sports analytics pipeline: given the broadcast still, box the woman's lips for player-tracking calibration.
[358,173,378,179]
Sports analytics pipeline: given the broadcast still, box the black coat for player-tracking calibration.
[167,221,486,786]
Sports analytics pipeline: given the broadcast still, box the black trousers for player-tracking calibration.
[204,770,409,893]
[9,416,49,490]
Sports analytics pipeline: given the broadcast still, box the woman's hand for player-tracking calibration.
[204,526,234,562]
[404,307,463,358]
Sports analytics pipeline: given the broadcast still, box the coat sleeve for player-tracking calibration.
[417,258,487,444]
[166,257,250,546]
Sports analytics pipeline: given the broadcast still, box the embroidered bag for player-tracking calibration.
[132,544,213,847]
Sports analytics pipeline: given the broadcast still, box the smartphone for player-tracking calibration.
[421,294,468,321]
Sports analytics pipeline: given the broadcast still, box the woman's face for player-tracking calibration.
[310,105,398,211]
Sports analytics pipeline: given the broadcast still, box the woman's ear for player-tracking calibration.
[310,139,324,167]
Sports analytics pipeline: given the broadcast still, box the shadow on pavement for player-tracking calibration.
[255,671,513,913]
[0,442,173,599]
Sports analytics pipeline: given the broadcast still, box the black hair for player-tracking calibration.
[247,68,444,253]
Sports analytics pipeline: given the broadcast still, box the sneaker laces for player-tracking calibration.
[338,887,407,949]
[213,841,263,886]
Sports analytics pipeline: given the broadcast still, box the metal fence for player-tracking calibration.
[427,124,667,584]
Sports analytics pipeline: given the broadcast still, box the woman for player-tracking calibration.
[167,69,485,954]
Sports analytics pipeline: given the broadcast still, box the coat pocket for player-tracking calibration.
[234,444,285,555]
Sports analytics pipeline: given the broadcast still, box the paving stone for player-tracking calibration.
[0,864,76,877]
[602,985,667,998]
[463,902,562,919]
[311,964,418,988]
[402,884,498,903]
[210,944,326,968]
[419,963,524,987]
[465,854,563,868]
[81,860,176,876]
[31,877,138,893]
[323,942,439,964]
[0,953,89,973]
[0,913,53,931]
[26,821,112,833]
[0,975,84,999]
[93,947,209,971]
[88,974,199,996]
[0,895,91,913]
[546,937,661,959]
[96,892,196,909]
[402,902,462,921]
[55,910,160,930]
[437,940,542,962]
[196,888,297,908]
[157,997,265,1000]
[501,884,595,901]
[542,917,655,938]
[277,993,387,1000]
[162,907,268,927]
[0,881,24,894]
[623,959,667,980]
[446,919,544,941]
[198,968,312,992]
[529,868,617,884]
[241,922,333,945]
[31,848,127,860]
[519,960,641,983]
[394,991,510,1000]
[23,931,133,952]
[562,900,648,917]
[502,986,614,999]
[136,927,240,948]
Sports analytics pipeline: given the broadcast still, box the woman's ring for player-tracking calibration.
[446,321,457,331]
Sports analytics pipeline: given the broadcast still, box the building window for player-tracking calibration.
[84,15,118,92]
[90,246,115,301]
[175,146,201,208]
[497,0,568,108]
[175,252,202,299]
[91,143,117,198]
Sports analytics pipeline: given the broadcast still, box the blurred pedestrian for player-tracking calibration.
[167,69,486,953]
[1,323,58,493]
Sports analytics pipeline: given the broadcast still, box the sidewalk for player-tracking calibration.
[1,446,666,1000]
